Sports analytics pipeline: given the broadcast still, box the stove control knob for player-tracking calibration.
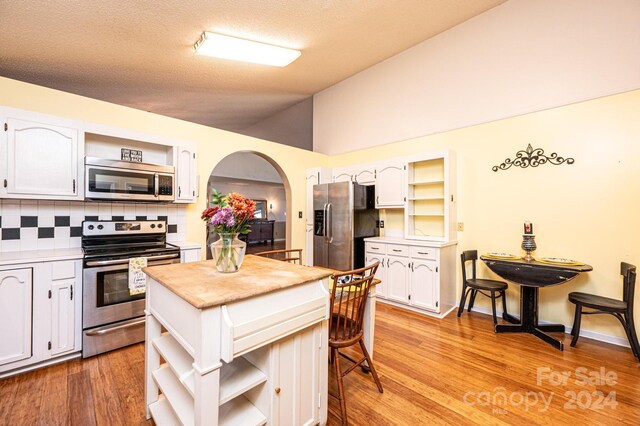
[88,225,94,230]
[158,223,163,228]
[97,224,104,230]
[150,224,156,229]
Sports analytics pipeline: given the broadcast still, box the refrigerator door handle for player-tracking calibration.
[326,203,333,243]
[322,203,328,243]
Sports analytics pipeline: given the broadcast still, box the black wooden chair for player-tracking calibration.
[569,262,639,361]
[457,250,509,324]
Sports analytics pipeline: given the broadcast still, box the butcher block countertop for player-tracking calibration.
[143,254,332,309]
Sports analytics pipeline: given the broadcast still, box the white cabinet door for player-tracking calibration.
[180,248,201,263]
[386,256,409,303]
[0,269,32,366]
[365,253,386,298]
[375,163,405,208]
[271,323,322,426]
[50,280,75,356]
[409,260,439,312]
[176,146,196,203]
[353,167,375,185]
[6,118,80,198]
[332,166,353,183]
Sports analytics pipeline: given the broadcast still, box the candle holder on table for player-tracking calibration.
[521,235,537,262]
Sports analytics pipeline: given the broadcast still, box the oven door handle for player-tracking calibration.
[85,253,179,267]
[85,317,145,336]
[154,173,159,197]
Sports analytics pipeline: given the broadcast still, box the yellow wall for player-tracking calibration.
[330,89,640,340]
[0,77,329,256]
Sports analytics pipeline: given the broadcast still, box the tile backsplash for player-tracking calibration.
[0,200,187,252]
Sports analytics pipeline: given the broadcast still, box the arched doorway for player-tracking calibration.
[204,151,291,258]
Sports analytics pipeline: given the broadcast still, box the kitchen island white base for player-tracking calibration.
[143,258,331,426]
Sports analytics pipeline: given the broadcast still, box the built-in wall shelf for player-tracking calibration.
[408,180,445,185]
[404,151,456,242]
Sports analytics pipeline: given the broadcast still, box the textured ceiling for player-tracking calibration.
[0,0,505,133]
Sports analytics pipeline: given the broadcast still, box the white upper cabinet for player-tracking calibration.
[3,115,83,200]
[0,268,32,367]
[175,146,197,203]
[375,160,406,208]
[353,166,375,185]
[332,166,353,183]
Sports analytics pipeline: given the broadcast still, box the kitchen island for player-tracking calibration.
[143,255,332,426]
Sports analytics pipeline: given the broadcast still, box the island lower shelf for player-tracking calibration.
[144,258,331,426]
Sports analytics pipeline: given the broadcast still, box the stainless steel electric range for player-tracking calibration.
[81,220,180,357]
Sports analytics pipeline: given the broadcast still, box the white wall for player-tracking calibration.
[210,151,283,183]
[313,0,640,155]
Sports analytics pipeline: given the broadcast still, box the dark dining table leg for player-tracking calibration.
[495,285,565,350]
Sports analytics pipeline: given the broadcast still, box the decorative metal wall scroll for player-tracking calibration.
[492,144,574,172]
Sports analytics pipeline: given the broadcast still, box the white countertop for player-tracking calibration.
[169,241,203,250]
[364,236,458,248]
[0,248,84,266]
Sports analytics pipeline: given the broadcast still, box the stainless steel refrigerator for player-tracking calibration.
[313,182,379,271]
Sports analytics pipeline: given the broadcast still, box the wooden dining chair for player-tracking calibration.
[457,250,509,324]
[329,262,383,425]
[569,262,639,361]
[253,248,302,264]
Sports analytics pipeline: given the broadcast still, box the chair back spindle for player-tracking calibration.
[329,262,379,346]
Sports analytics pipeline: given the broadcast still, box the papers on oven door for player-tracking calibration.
[129,257,148,295]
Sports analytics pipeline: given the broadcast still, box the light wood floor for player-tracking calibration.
[1,303,639,425]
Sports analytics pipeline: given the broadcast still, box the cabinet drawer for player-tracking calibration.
[410,246,437,260]
[365,242,386,254]
[220,281,328,362]
[386,245,409,257]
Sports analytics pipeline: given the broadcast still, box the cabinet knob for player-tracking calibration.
[275,387,281,394]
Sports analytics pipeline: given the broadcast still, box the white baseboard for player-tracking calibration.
[0,352,81,379]
[467,305,632,349]
[377,298,456,319]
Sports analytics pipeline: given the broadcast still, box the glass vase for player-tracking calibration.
[211,232,246,273]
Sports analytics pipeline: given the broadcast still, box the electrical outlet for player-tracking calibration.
[380,220,385,228]
[457,222,464,231]
[298,211,303,219]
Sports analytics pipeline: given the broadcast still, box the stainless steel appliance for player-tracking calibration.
[85,157,175,202]
[313,182,379,271]
[82,220,180,357]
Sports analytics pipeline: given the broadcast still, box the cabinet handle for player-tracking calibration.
[3,179,7,188]
[371,247,379,250]
[72,179,76,193]
[376,196,379,204]
[70,285,73,300]
[392,249,401,252]
[418,252,429,255]
[275,387,281,394]
[178,186,182,197]
[387,259,389,267]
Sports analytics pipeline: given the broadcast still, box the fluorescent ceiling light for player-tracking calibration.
[194,32,301,67]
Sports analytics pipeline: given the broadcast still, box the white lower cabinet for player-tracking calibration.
[365,252,385,298]
[0,259,82,376]
[180,247,202,263]
[386,255,410,303]
[0,268,32,366]
[365,238,456,318]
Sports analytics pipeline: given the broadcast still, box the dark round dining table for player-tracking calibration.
[480,255,593,350]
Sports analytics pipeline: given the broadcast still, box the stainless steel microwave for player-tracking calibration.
[85,157,175,202]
